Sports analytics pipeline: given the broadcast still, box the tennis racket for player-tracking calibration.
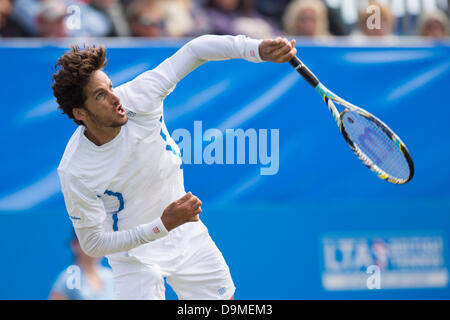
[289,56,414,184]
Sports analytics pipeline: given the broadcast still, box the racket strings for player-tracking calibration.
[341,111,410,181]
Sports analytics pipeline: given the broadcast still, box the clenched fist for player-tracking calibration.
[161,192,202,231]
[259,37,297,63]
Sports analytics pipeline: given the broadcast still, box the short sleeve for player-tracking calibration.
[58,171,107,229]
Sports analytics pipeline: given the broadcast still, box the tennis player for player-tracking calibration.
[54,34,296,300]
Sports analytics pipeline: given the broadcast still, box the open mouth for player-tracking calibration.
[116,104,126,116]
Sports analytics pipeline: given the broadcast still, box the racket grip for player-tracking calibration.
[289,56,320,88]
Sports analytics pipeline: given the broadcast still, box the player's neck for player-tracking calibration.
[84,126,121,146]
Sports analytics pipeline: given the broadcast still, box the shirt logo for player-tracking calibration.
[152,226,161,234]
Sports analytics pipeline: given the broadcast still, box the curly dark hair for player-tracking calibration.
[52,45,107,125]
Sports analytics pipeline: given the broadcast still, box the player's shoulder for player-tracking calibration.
[57,126,125,188]
[114,69,160,100]
[57,125,113,183]
[113,68,171,116]
[58,126,85,175]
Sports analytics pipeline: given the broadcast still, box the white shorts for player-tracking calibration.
[108,222,235,300]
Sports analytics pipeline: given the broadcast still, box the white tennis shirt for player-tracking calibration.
[58,35,263,258]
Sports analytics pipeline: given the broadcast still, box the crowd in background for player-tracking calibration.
[0,0,449,40]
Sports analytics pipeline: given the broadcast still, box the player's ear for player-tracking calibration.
[73,107,87,122]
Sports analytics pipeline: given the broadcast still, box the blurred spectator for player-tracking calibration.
[326,4,349,36]
[259,0,348,36]
[254,0,290,29]
[127,0,166,37]
[49,233,115,300]
[89,0,130,36]
[0,0,29,36]
[36,0,67,38]
[11,0,112,37]
[185,0,211,36]
[159,0,195,37]
[356,0,395,37]
[282,0,330,37]
[203,0,279,38]
[9,0,39,36]
[418,9,450,39]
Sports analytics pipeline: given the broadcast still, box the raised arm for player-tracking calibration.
[154,35,297,92]
[114,35,296,115]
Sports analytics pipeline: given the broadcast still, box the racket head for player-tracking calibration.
[338,108,414,184]
[315,84,414,184]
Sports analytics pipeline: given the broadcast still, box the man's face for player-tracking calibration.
[424,20,446,38]
[131,8,164,37]
[296,8,319,36]
[38,15,67,38]
[80,70,128,130]
[0,0,12,27]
